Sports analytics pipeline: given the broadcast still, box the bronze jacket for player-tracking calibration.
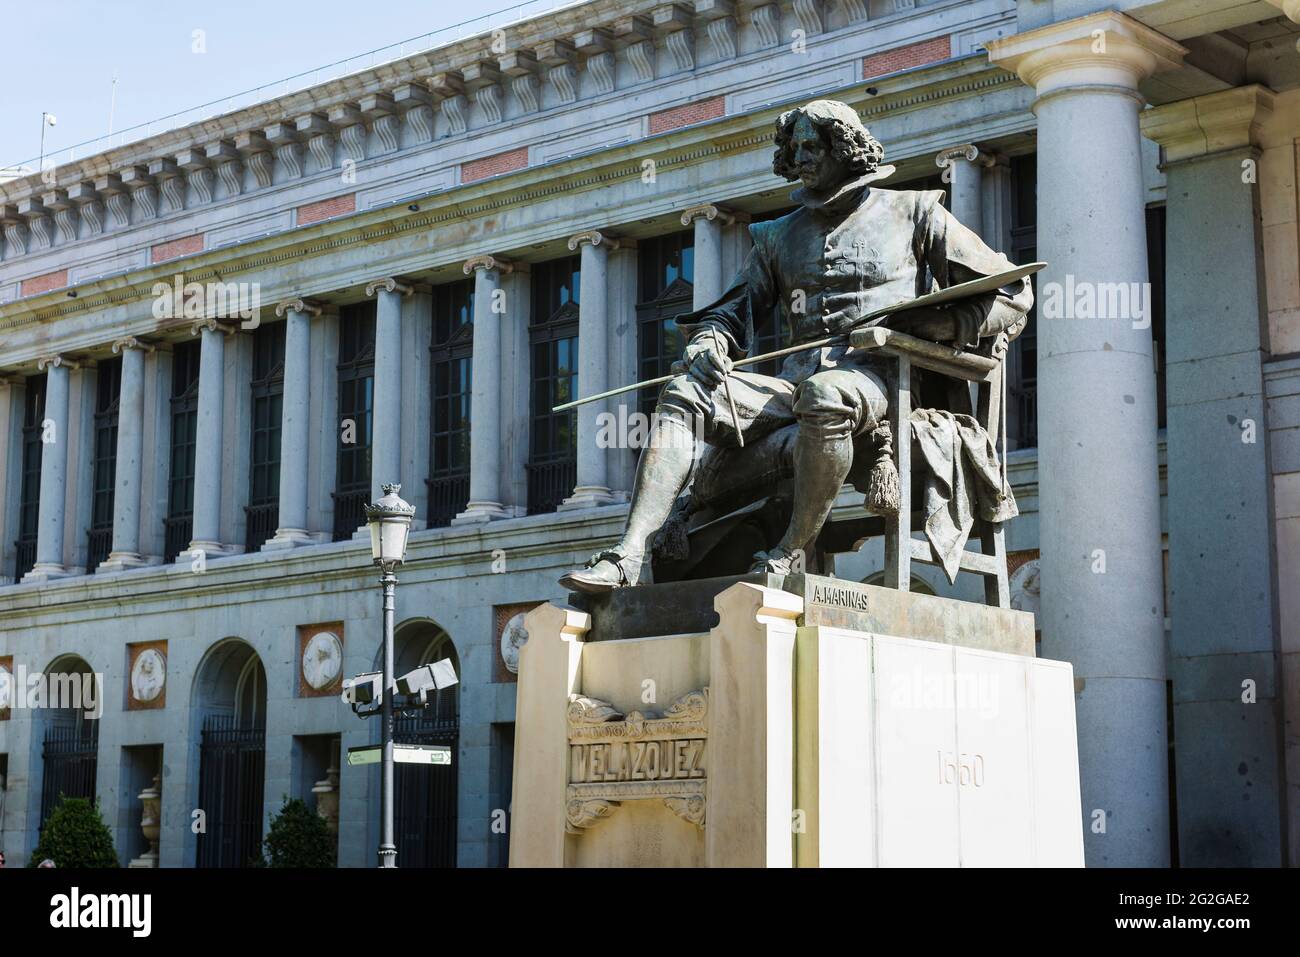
[677,172,1033,383]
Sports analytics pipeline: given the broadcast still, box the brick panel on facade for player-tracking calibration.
[150,234,205,264]
[862,35,952,80]
[297,193,357,226]
[648,95,726,135]
[461,147,530,185]
[20,269,69,297]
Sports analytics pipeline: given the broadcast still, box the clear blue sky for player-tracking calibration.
[1,0,570,168]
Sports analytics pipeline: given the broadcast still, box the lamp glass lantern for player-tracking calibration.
[364,483,415,566]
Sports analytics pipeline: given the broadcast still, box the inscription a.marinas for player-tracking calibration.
[571,738,706,784]
[810,583,871,610]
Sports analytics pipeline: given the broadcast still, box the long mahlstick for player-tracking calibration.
[551,261,1045,413]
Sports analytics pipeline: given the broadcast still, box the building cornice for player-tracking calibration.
[0,57,1024,346]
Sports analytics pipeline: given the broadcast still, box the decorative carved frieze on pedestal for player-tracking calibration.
[565,689,708,832]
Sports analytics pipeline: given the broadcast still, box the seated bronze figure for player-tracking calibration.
[561,99,1033,594]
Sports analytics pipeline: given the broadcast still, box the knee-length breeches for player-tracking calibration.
[657,359,889,447]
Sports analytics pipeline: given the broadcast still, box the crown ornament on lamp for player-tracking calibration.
[364,483,415,566]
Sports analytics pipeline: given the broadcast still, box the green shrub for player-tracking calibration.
[261,797,336,868]
[29,796,119,868]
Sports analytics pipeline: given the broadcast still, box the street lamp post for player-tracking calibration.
[363,482,415,869]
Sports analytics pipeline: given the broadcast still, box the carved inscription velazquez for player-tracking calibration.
[565,689,708,833]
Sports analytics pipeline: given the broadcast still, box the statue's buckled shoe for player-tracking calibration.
[749,548,798,576]
[559,550,645,595]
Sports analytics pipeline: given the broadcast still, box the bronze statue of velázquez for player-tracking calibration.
[560,99,1035,594]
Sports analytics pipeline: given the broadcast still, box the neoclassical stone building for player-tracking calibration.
[0,0,1296,867]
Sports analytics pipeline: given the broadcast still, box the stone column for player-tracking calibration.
[188,319,233,556]
[25,355,75,581]
[988,11,1186,867]
[935,144,993,239]
[266,299,322,548]
[1141,85,1286,865]
[365,278,410,508]
[102,337,153,570]
[454,256,512,524]
[560,230,619,510]
[681,204,746,309]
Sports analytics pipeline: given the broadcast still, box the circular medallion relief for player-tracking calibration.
[1009,559,1041,620]
[0,664,12,710]
[303,632,343,690]
[501,613,529,675]
[130,649,167,703]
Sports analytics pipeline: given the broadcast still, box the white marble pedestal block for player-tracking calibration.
[510,577,1083,867]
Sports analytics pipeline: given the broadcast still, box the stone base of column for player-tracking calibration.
[558,486,618,511]
[97,551,149,573]
[180,541,238,563]
[261,528,326,550]
[21,563,74,584]
[451,501,512,525]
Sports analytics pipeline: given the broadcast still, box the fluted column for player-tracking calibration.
[989,11,1186,867]
[365,278,410,510]
[24,355,75,581]
[267,299,322,548]
[560,230,619,510]
[188,319,234,556]
[681,204,746,309]
[101,338,152,570]
[935,144,993,239]
[453,256,512,524]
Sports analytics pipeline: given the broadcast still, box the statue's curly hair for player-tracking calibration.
[772,100,885,182]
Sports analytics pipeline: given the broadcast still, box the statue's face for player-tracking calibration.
[791,114,850,192]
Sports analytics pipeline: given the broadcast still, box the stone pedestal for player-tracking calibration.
[510,576,1083,867]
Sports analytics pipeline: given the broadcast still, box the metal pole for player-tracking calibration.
[378,569,398,868]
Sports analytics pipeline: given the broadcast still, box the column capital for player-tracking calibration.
[680,203,749,227]
[462,254,515,276]
[273,297,325,317]
[934,144,997,170]
[189,318,238,337]
[1140,85,1275,163]
[567,229,622,252]
[36,354,80,372]
[111,336,157,354]
[364,277,414,297]
[986,10,1186,96]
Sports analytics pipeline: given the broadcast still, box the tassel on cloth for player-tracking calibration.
[866,421,901,516]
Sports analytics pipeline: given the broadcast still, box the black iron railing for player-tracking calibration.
[525,459,575,516]
[243,502,279,554]
[15,538,37,580]
[86,527,113,572]
[393,699,458,868]
[196,714,266,869]
[425,472,470,529]
[332,488,368,541]
[40,720,100,828]
[163,515,192,563]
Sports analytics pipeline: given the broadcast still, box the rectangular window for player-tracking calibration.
[15,374,46,580]
[427,279,474,528]
[246,322,286,552]
[87,356,122,571]
[527,255,581,515]
[1005,155,1038,450]
[165,340,201,561]
[334,301,376,540]
[635,230,694,416]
